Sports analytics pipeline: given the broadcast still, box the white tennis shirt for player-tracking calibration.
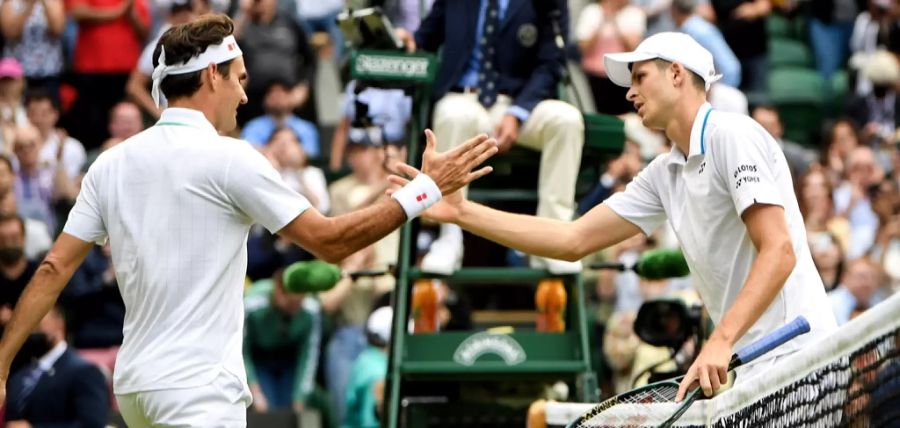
[605,103,837,361]
[63,108,310,395]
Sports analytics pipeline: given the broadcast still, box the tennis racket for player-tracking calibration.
[566,316,811,428]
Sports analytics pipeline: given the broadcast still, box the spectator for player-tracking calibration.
[126,0,198,119]
[671,0,741,88]
[12,124,77,233]
[242,79,319,157]
[0,0,65,97]
[321,134,397,422]
[809,230,845,292]
[343,305,392,428]
[296,0,344,61]
[65,0,151,149]
[330,80,412,172]
[243,267,322,413]
[0,191,52,260]
[752,105,817,176]
[797,166,851,252]
[398,0,586,274]
[11,124,53,229]
[710,0,771,94]
[576,0,647,114]
[633,0,675,36]
[234,0,315,125]
[60,242,124,382]
[0,58,27,152]
[0,214,35,324]
[871,178,900,289]
[85,101,145,170]
[5,305,109,427]
[822,117,861,185]
[828,258,889,324]
[807,0,858,82]
[846,50,899,147]
[849,0,897,96]
[834,146,882,258]
[262,127,329,213]
[24,89,87,180]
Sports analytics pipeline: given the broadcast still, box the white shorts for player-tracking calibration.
[116,370,251,427]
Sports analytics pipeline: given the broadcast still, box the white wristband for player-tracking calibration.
[391,173,442,221]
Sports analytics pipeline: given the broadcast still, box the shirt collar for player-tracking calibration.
[155,108,218,135]
[38,341,67,371]
[667,102,713,168]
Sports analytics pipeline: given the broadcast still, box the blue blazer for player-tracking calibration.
[6,348,109,428]
[414,0,569,113]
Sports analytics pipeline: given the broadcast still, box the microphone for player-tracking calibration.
[282,261,391,293]
[589,249,690,280]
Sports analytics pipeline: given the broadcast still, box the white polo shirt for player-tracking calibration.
[605,103,837,362]
[63,108,310,396]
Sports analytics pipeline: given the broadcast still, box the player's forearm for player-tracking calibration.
[711,240,796,347]
[0,258,74,374]
[455,200,582,261]
[315,200,406,263]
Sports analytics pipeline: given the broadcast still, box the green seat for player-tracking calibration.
[829,70,849,115]
[769,38,813,69]
[768,68,826,145]
[767,14,793,39]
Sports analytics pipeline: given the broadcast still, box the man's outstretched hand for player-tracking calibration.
[418,130,497,196]
[387,130,497,222]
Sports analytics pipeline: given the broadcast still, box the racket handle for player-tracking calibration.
[734,316,810,366]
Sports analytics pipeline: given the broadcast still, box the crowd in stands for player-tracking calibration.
[0,0,896,425]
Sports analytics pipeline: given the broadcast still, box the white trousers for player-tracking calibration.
[116,370,251,428]
[432,93,585,221]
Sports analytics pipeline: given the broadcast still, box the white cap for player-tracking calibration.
[367,306,393,344]
[604,32,722,90]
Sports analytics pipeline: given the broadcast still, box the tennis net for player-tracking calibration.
[564,291,900,427]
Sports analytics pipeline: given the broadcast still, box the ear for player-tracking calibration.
[670,62,686,88]
[206,62,219,91]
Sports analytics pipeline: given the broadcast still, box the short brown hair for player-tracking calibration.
[152,14,236,103]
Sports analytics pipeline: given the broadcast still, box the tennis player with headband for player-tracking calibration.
[391,32,837,401]
[0,14,497,427]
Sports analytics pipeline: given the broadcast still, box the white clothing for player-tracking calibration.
[116,369,249,428]
[280,166,330,214]
[38,133,87,179]
[24,217,53,260]
[63,108,310,398]
[605,103,837,366]
[38,341,67,371]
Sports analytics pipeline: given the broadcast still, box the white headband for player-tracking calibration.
[151,35,243,108]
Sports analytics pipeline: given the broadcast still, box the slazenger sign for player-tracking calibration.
[355,55,430,78]
[453,332,527,366]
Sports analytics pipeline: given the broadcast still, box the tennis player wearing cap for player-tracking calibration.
[390,32,837,400]
[0,14,497,427]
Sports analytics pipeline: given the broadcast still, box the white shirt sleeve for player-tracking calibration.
[603,156,668,235]
[225,143,311,234]
[63,165,107,245]
[709,123,785,216]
